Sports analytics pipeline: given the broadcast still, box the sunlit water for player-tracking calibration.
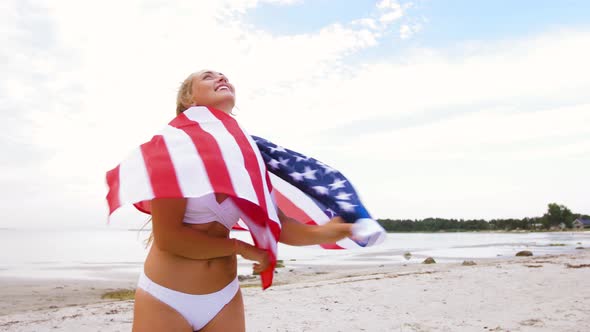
[0,229,587,280]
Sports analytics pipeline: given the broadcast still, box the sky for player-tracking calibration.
[1,0,589,229]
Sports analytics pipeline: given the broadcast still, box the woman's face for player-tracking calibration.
[190,70,235,112]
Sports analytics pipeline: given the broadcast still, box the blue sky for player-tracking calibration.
[249,1,590,39]
[247,0,379,33]
[419,0,590,43]
[248,0,590,58]
[0,0,588,229]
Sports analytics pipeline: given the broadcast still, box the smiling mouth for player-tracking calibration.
[215,86,231,92]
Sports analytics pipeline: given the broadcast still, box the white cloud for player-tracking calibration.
[352,18,378,30]
[262,0,303,5]
[1,1,588,228]
[377,0,402,10]
[400,23,421,39]
[377,0,404,23]
[237,28,590,219]
[0,0,402,228]
[281,28,590,132]
[296,29,590,219]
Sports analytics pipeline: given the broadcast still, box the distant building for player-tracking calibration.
[550,223,566,231]
[573,218,590,229]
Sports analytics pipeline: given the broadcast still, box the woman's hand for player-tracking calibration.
[317,216,354,243]
[236,240,271,273]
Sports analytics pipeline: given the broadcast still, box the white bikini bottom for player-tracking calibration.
[137,271,239,331]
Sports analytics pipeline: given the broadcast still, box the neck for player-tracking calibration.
[192,103,233,114]
[212,102,234,115]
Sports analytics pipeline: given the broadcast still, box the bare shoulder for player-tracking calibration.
[151,197,187,210]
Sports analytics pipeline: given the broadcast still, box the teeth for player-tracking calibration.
[217,86,229,91]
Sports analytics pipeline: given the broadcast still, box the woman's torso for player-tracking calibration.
[144,193,239,294]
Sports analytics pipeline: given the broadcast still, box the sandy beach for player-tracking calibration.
[1,250,589,332]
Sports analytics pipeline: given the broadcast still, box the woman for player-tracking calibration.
[132,70,354,332]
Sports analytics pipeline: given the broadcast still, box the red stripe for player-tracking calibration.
[209,109,268,211]
[106,165,121,215]
[169,113,237,197]
[274,189,314,224]
[260,252,276,290]
[238,203,277,289]
[133,201,152,214]
[319,242,343,250]
[140,135,183,198]
[275,189,343,250]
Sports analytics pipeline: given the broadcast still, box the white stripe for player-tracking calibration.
[337,236,367,249]
[270,173,330,224]
[242,132,279,222]
[183,107,259,204]
[119,147,154,204]
[241,214,278,255]
[160,125,214,197]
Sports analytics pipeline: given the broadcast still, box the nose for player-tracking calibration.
[215,74,228,83]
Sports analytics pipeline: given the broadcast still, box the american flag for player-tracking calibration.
[105,106,384,289]
[254,136,385,249]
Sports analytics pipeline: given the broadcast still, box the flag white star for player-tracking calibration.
[270,145,287,153]
[278,157,290,166]
[325,208,336,217]
[321,164,337,175]
[289,171,304,182]
[301,166,317,180]
[268,158,280,169]
[337,201,357,212]
[295,155,310,162]
[335,192,353,200]
[329,178,347,190]
[312,186,329,195]
[315,160,336,174]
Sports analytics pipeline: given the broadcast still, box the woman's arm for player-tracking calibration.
[278,209,353,246]
[151,198,269,271]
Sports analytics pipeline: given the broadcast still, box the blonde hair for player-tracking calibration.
[176,72,198,115]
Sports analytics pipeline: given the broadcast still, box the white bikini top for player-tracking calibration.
[183,194,241,230]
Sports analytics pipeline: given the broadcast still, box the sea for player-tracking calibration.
[0,228,588,281]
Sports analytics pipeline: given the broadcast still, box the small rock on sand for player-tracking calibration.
[238,275,257,281]
[516,251,533,257]
[422,257,436,264]
[462,260,476,266]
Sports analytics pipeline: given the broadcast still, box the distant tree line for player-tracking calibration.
[377,203,589,232]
